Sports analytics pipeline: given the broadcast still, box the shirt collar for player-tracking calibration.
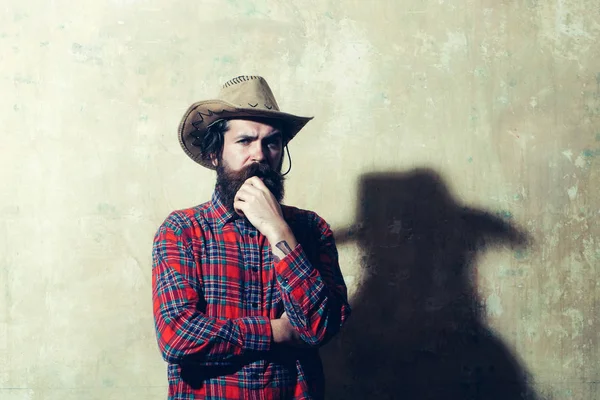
[209,190,238,228]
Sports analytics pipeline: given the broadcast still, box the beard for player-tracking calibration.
[215,161,285,212]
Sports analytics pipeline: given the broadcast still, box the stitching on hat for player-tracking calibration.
[222,75,260,88]
[264,104,272,109]
[189,110,229,147]
[189,108,232,147]
[248,103,258,108]
[192,109,227,125]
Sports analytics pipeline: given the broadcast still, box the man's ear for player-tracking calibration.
[211,156,218,167]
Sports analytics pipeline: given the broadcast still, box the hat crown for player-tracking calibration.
[218,75,280,111]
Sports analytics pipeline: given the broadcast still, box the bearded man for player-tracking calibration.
[152,75,351,400]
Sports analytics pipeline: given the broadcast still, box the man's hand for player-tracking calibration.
[234,177,299,261]
[233,176,298,262]
[234,176,288,239]
[270,312,309,347]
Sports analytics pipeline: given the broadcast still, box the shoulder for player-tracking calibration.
[281,204,331,237]
[156,201,212,236]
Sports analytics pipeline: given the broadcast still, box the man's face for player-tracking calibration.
[213,118,286,210]
[213,118,284,172]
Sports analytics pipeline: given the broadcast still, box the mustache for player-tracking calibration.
[243,162,282,182]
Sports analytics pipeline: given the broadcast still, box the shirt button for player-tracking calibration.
[249,232,256,238]
[252,302,258,308]
[283,278,289,284]
[252,266,259,273]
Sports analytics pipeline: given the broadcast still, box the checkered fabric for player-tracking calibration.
[152,192,351,399]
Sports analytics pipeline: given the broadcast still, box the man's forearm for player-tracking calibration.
[270,312,311,347]
[266,223,298,262]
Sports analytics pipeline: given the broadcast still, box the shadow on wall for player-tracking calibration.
[321,169,542,400]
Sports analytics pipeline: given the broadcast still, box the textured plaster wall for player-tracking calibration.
[1,0,598,399]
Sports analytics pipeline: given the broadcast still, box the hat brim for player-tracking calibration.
[178,99,313,169]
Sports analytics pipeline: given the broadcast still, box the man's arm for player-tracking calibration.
[233,177,351,347]
[268,215,351,347]
[152,213,272,365]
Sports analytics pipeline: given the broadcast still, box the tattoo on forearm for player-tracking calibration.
[276,241,292,255]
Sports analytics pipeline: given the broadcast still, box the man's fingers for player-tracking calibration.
[238,183,262,197]
[234,187,249,202]
[245,176,269,192]
[233,200,246,216]
[234,186,261,206]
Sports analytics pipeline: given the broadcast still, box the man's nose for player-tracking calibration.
[250,142,266,162]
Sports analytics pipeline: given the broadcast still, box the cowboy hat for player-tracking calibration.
[178,75,313,168]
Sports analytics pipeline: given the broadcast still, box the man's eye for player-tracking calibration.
[238,139,250,144]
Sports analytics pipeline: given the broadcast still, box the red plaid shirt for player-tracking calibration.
[152,192,351,399]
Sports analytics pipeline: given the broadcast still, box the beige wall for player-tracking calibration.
[2,0,598,399]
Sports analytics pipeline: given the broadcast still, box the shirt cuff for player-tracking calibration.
[236,316,272,353]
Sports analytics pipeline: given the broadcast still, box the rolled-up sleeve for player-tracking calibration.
[274,213,351,346]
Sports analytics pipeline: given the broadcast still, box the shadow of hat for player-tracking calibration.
[334,169,529,250]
